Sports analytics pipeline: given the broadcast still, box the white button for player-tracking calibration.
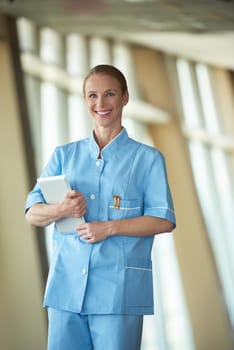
[82,268,87,275]
[90,194,96,200]
[96,160,101,167]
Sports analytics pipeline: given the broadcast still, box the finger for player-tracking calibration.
[77,223,86,230]
[86,237,95,244]
[65,190,76,198]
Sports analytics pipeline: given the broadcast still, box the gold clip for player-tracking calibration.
[113,195,121,209]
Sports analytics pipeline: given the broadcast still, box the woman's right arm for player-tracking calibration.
[25,190,86,227]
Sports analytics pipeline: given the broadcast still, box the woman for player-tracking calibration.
[25,64,176,350]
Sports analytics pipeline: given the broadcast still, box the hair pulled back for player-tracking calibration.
[83,64,128,96]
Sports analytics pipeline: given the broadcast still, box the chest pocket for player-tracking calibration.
[108,198,142,220]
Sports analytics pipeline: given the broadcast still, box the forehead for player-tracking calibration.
[84,73,121,92]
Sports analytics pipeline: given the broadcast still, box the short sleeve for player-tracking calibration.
[25,148,62,212]
[143,152,176,227]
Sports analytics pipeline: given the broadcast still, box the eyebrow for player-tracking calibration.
[87,89,117,94]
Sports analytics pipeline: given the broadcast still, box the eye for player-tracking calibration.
[106,91,115,97]
[88,93,97,99]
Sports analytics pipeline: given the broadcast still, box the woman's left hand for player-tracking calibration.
[76,221,113,243]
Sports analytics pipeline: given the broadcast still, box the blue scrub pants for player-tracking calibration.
[47,308,143,350]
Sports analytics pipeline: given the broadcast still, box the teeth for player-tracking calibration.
[97,111,110,115]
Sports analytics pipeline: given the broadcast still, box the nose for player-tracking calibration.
[96,95,105,108]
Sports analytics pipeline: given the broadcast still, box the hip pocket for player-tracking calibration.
[125,258,153,307]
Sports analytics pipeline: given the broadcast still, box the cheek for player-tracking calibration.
[86,101,94,112]
[116,102,124,114]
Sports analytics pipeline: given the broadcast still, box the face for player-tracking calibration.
[84,74,129,131]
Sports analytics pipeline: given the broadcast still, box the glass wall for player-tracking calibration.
[176,59,234,328]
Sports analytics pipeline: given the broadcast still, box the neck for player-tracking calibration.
[94,126,123,151]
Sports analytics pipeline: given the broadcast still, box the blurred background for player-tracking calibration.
[0,1,233,349]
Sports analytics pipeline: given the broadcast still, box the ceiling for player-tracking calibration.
[0,0,234,69]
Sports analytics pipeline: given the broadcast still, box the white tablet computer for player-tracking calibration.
[37,175,85,233]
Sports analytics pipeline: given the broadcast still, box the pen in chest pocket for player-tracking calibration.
[113,195,121,209]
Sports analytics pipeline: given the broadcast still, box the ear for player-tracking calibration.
[123,90,129,106]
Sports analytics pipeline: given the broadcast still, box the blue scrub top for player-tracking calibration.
[26,128,176,315]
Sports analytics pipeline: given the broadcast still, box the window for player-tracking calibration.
[176,58,234,327]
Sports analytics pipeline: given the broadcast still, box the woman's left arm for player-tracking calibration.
[77,216,174,243]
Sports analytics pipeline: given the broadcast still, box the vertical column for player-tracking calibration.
[66,34,92,140]
[0,15,47,350]
[89,36,112,67]
[40,28,67,260]
[17,18,42,172]
[112,41,153,144]
[40,27,68,165]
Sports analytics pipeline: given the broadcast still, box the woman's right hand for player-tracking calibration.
[58,190,87,218]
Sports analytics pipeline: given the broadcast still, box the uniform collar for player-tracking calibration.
[89,127,129,160]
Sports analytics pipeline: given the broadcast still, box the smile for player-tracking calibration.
[96,110,111,116]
